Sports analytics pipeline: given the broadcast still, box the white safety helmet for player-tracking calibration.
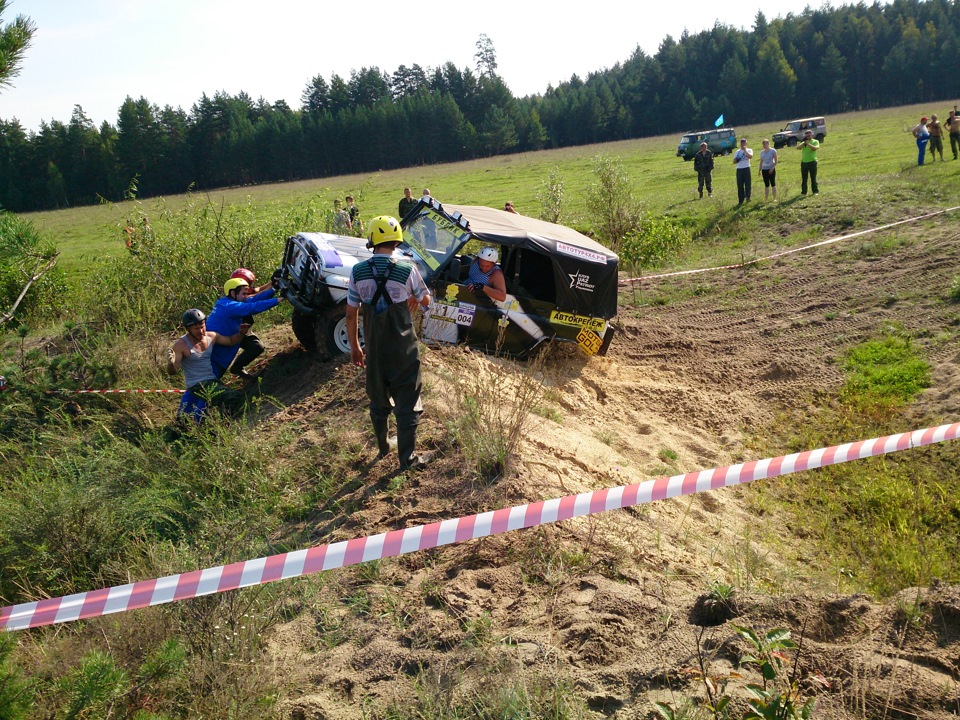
[478,247,499,263]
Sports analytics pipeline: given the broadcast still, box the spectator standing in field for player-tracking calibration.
[504,201,518,213]
[167,309,250,420]
[693,141,714,199]
[398,187,418,219]
[912,117,930,165]
[798,129,819,195]
[926,115,944,161]
[758,139,778,201]
[733,138,753,205]
[945,109,960,160]
[345,195,363,236]
[332,199,351,233]
[346,216,432,471]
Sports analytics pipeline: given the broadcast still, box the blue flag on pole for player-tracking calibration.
[714,114,724,128]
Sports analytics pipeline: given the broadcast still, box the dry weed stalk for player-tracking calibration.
[431,343,548,484]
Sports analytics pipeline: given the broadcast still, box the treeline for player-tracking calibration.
[2,0,959,213]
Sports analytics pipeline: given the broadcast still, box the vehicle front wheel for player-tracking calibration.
[326,307,355,357]
[291,306,362,360]
[787,137,798,147]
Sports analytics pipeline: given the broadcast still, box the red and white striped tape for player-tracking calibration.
[3,421,958,632]
[52,389,186,395]
[620,205,960,285]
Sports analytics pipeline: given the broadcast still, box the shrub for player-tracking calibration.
[536,166,565,224]
[0,635,31,720]
[0,211,65,328]
[586,154,644,250]
[82,189,329,334]
[620,215,689,274]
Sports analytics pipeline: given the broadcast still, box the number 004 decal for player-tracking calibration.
[576,328,604,355]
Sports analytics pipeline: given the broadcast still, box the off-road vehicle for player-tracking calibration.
[677,127,737,160]
[276,198,619,359]
[773,116,827,148]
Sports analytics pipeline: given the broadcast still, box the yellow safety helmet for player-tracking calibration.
[223,277,249,295]
[366,215,403,247]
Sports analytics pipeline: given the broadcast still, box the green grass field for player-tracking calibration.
[25,100,960,278]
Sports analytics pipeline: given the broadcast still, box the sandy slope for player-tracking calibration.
[254,221,960,719]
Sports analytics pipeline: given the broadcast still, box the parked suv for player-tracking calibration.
[773,117,826,148]
[677,127,737,160]
[276,198,619,359]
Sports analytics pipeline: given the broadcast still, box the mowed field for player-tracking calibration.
[24,100,960,277]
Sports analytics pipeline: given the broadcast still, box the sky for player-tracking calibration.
[3,0,835,134]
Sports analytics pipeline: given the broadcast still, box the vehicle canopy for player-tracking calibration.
[400,199,619,318]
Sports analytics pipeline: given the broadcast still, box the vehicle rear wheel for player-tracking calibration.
[815,133,825,142]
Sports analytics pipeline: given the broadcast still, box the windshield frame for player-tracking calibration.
[399,205,473,282]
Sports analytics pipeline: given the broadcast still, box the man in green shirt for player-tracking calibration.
[798,129,819,195]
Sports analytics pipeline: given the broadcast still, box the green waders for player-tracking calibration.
[362,270,424,470]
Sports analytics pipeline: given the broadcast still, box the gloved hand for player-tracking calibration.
[271,268,283,288]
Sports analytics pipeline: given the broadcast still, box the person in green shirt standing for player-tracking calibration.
[798,129,819,195]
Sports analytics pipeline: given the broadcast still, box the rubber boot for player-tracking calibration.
[372,417,391,458]
[397,424,429,471]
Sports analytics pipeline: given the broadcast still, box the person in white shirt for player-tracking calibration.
[733,138,754,205]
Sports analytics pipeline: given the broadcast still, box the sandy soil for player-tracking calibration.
[251,221,960,719]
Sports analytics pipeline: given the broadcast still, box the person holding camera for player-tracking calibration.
[798,129,819,195]
[733,138,753,206]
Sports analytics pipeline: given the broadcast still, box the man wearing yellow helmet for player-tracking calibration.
[207,274,283,380]
[347,215,432,470]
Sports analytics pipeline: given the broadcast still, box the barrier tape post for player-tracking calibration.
[3,422,958,632]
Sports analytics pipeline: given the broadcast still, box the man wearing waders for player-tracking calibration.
[346,215,432,470]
